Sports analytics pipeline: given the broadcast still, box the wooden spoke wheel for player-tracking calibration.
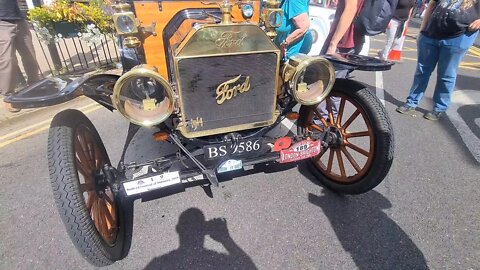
[48,110,132,267]
[298,80,395,194]
[75,125,117,245]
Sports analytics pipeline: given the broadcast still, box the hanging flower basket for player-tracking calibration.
[53,21,81,38]
[28,0,114,44]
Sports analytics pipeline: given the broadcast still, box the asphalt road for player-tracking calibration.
[1,30,479,269]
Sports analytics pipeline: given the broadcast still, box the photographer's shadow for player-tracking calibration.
[308,190,428,270]
[144,208,257,270]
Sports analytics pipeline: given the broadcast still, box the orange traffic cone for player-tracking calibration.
[388,20,410,61]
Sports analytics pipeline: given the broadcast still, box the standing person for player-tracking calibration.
[413,0,424,17]
[275,0,313,59]
[314,0,363,122]
[0,0,40,112]
[378,0,415,60]
[322,0,364,56]
[396,0,480,120]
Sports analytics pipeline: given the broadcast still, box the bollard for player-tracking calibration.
[388,20,409,61]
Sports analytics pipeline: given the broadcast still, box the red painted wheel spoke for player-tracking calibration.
[76,137,91,163]
[93,199,101,227]
[346,131,370,138]
[76,156,92,178]
[102,201,115,227]
[320,118,329,127]
[336,98,346,126]
[346,142,369,157]
[336,150,346,178]
[86,141,95,165]
[311,124,324,132]
[99,202,110,240]
[314,148,328,161]
[86,192,95,210]
[98,207,107,239]
[93,143,104,171]
[341,147,361,173]
[343,109,360,130]
[327,150,334,173]
[313,108,330,127]
[76,131,92,164]
[326,99,335,125]
[104,192,114,206]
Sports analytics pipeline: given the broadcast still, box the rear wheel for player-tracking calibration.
[298,82,394,194]
[47,109,132,266]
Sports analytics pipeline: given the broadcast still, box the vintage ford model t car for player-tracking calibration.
[6,0,395,266]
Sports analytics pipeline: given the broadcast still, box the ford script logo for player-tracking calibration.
[216,75,251,105]
[215,31,247,48]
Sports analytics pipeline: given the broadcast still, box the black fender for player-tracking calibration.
[323,53,394,71]
[5,73,120,109]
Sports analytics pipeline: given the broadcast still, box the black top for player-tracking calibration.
[394,0,415,20]
[0,0,23,20]
[422,0,480,39]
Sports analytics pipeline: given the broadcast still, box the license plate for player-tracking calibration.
[204,138,263,160]
[217,159,243,173]
[280,140,321,163]
[123,171,181,196]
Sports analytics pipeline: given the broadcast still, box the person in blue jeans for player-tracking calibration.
[396,0,480,120]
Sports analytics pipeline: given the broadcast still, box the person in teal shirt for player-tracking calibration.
[275,0,313,59]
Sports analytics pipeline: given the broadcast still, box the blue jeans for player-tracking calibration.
[405,31,478,112]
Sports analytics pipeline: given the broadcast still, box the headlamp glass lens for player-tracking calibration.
[116,15,136,34]
[268,11,283,28]
[241,4,254,19]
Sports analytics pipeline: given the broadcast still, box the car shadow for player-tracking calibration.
[143,208,257,270]
[457,104,480,138]
[456,74,480,92]
[298,164,428,270]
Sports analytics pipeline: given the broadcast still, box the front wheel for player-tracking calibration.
[47,109,132,266]
[298,81,395,194]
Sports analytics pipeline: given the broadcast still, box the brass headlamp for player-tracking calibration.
[112,3,141,47]
[283,54,336,105]
[262,0,283,39]
[112,65,176,127]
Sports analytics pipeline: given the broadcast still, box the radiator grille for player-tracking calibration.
[177,53,278,137]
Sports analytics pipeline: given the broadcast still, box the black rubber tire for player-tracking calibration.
[300,81,395,194]
[47,109,133,267]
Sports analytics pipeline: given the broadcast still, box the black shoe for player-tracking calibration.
[423,111,444,121]
[396,104,415,114]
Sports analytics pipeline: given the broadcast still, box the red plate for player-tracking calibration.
[280,140,321,163]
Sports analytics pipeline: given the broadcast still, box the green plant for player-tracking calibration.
[28,0,114,42]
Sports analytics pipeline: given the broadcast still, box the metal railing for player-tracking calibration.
[17,28,120,82]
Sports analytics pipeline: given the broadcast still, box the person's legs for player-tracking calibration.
[378,19,399,60]
[353,31,365,55]
[404,34,440,108]
[14,20,40,84]
[431,32,478,113]
[0,21,18,96]
[15,63,26,86]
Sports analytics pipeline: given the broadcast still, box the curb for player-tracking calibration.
[0,96,95,128]
[0,103,46,126]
